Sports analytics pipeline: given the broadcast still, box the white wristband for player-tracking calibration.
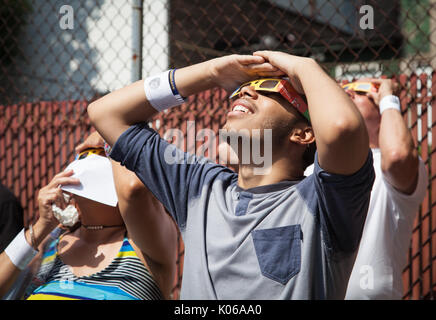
[4,229,38,270]
[144,70,185,112]
[379,95,401,114]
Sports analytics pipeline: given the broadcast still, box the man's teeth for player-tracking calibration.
[233,105,252,114]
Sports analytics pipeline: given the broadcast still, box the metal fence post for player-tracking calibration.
[132,0,143,82]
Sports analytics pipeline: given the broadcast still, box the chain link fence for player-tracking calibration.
[0,0,435,299]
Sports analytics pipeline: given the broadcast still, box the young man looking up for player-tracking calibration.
[88,51,375,299]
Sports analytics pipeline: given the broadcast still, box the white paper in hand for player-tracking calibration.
[61,154,118,207]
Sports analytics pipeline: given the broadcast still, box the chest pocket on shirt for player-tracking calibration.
[252,224,302,285]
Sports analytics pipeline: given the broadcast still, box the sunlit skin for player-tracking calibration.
[223,85,315,185]
[225,85,305,134]
[345,88,381,149]
[345,79,419,195]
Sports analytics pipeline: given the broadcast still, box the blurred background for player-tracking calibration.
[0,0,435,299]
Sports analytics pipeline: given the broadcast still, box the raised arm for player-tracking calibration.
[111,160,178,298]
[253,51,369,175]
[76,131,178,298]
[367,79,419,194]
[87,55,284,146]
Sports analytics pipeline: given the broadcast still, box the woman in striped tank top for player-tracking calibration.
[0,133,178,300]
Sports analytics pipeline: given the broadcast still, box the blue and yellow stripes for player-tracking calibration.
[27,281,137,300]
[117,239,138,258]
[26,235,163,300]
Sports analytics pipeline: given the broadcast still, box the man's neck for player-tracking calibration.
[237,157,305,189]
[363,118,380,149]
[368,127,380,149]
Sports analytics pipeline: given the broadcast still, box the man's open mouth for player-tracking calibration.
[232,104,253,114]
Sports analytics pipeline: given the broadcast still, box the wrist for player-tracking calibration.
[292,57,317,76]
[31,219,57,247]
[205,59,224,89]
[177,61,218,96]
[379,95,400,114]
[143,69,186,112]
[5,229,38,270]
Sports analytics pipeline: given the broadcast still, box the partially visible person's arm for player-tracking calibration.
[0,247,23,297]
[76,131,178,298]
[88,55,283,146]
[253,51,369,175]
[0,171,79,297]
[367,79,419,194]
[111,161,178,298]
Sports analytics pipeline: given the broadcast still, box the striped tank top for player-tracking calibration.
[26,233,163,300]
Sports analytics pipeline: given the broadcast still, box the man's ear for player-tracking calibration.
[289,125,315,146]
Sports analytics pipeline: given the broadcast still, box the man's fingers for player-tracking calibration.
[252,50,271,58]
[252,51,277,66]
[366,92,379,104]
[237,54,265,65]
[360,78,380,83]
[246,62,281,72]
[256,70,286,77]
[249,62,279,70]
[245,63,286,79]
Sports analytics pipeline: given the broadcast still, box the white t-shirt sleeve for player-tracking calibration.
[382,157,428,223]
[345,154,428,300]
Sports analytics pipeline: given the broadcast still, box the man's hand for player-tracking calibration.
[256,51,369,175]
[208,54,285,92]
[253,51,315,94]
[366,78,400,106]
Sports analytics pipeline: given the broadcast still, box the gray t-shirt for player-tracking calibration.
[111,123,375,299]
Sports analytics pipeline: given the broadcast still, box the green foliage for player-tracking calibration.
[0,0,32,65]
[400,0,430,56]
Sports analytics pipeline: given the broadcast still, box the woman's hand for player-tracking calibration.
[37,170,80,229]
[208,54,285,92]
[75,131,105,153]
